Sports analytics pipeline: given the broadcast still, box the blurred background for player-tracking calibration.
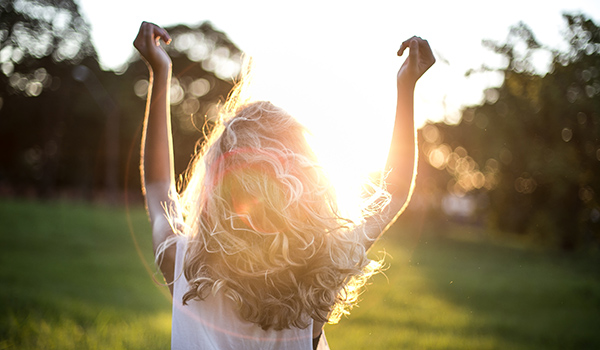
[1,0,599,349]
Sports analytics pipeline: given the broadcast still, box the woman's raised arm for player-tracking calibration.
[361,36,435,250]
[134,22,176,292]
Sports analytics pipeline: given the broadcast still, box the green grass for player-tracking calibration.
[1,199,599,349]
[327,224,600,349]
[0,199,172,349]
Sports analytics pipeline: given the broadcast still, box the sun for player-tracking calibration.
[238,50,432,221]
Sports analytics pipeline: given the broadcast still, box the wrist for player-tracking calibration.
[396,72,417,90]
[397,79,416,95]
[146,59,172,74]
[149,65,172,80]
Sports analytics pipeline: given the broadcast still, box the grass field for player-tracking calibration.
[1,199,599,349]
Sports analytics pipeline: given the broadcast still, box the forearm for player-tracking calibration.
[385,81,417,207]
[360,82,417,248]
[141,69,174,184]
[141,66,176,221]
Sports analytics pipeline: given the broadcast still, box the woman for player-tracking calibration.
[134,21,434,350]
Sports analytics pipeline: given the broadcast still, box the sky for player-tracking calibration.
[77,0,600,213]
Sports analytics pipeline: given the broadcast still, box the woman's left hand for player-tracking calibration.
[397,36,435,87]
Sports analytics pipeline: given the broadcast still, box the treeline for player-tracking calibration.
[0,1,598,250]
[411,14,600,250]
[0,0,240,202]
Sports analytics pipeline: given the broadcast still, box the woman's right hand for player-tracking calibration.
[133,21,172,73]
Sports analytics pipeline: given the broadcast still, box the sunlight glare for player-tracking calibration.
[239,40,455,221]
[243,54,394,221]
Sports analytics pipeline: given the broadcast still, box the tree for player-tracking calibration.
[0,0,101,197]
[412,14,600,250]
[0,1,242,202]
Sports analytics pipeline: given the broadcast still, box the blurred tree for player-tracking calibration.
[413,14,600,250]
[0,1,242,201]
[0,0,102,197]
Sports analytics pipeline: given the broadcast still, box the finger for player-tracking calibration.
[398,38,418,57]
[161,28,172,45]
[397,42,408,56]
[397,36,417,56]
[143,22,157,48]
[409,38,419,54]
[408,38,419,69]
[153,26,172,45]
[139,22,169,47]
[397,39,410,56]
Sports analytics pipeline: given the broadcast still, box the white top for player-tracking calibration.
[171,237,326,350]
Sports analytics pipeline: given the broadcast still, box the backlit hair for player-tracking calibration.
[161,78,384,330]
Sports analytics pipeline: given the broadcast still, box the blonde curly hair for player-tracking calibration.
[164,97,384,331]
